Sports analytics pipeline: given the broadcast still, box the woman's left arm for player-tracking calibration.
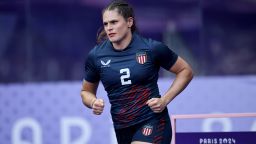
[147,56,193,113]
[162,56,193,104]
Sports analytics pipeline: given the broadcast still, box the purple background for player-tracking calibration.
[1,0,256,82]
[1,1,256,144]
[0,76,256,144]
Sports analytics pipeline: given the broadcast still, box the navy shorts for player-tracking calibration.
[114,111,172,144]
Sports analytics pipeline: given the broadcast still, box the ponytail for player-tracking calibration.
[96,26,107,44]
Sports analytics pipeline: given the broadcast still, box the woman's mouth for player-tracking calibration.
[109,33,116,37]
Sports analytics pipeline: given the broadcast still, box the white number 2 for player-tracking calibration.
[120,68,132,85]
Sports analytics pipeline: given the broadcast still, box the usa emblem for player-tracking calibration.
[136,52,147,64]
[141,125,153,136]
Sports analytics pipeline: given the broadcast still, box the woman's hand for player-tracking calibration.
[146,98,167,113]
[92,99,104,115]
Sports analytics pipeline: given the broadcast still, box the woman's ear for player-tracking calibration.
[127,17,134,28]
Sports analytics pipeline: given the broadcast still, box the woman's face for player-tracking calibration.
[103,9,133,44]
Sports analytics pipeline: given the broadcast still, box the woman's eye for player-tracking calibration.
[111,21,117,24]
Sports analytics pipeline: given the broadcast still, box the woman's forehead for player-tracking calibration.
[103,9,122,20]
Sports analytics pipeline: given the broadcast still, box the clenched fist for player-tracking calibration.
[92,99,104,115]
[146,98,167,113]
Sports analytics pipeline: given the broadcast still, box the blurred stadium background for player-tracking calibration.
[0,0,256,144]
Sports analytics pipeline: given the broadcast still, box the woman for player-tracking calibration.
[81,0,193,144]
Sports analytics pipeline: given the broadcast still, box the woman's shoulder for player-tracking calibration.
[135,33,165,49]
[89,40,110,54]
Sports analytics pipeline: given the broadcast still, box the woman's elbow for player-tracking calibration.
[187,66,194,81]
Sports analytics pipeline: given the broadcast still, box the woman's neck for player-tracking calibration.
[112,31,132,51]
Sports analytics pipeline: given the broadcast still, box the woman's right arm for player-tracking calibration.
[81,80,104,115]
[81,80,98,108]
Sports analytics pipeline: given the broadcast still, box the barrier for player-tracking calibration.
[171,113,256,144]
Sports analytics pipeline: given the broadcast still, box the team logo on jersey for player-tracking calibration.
[141,125,153,136]
[100,59,111,67]
[136,52,147,64]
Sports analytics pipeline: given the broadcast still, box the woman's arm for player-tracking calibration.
[81,80,104,115]
[162,56,193,105]
[81,80,98,108]
[147,56,193,113]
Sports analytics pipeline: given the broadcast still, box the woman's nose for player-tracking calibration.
[107,25,113,31]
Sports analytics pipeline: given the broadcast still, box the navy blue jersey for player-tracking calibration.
[84,33,178,129]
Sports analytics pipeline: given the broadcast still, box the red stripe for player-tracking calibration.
[139,57,142,64]
[137,55,147,64]
[143,128,152,136]
[143,56,146,63]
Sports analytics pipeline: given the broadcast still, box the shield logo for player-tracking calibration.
[142,125,153,136]
[136,53,147,64]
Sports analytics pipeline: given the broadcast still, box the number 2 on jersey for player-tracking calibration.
[120,68,132,85]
